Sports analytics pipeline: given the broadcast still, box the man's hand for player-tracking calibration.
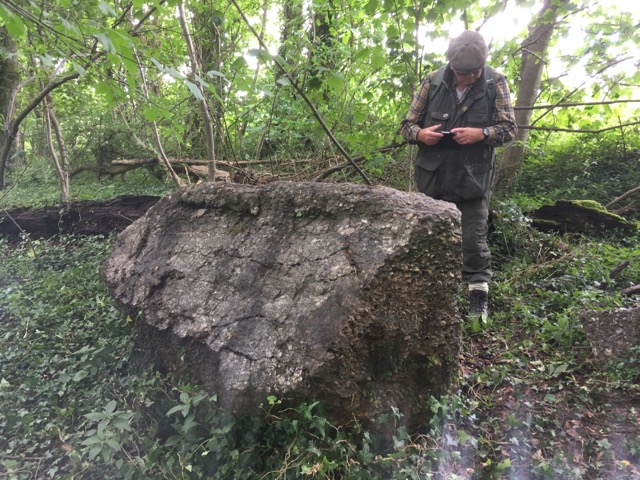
[416,124,446,145]
[450,127,484,145]
[417,126,485,146]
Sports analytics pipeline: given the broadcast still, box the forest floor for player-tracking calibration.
[2,196,640,478]
[455,322,640,479]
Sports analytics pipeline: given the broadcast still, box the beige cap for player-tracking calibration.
[446,30,488,72]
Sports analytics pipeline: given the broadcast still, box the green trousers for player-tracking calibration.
[415,165,492,284]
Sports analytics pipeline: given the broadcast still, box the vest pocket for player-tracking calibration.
[425,111,451,128]
[415,150,493,202]
[414,156,443,199]
[462,161,493,200]
[466,112,490,126]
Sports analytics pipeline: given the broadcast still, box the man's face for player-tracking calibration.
[452,68,483,87]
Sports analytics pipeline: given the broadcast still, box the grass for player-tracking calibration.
[1,167,640,478]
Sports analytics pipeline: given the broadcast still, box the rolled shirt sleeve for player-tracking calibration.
[486,75,517,146]
[398,76,433,144]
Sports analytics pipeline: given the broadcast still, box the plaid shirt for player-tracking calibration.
[398,67,517,147]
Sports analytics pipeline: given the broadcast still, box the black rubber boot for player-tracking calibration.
[469,289,488,322]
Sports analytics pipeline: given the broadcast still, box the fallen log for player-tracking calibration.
[0,195,160,242]
[529,200,636,236]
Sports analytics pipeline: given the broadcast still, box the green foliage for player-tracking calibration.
[0,237,132,478]
[2,142,640,478]
[2,1,640,477]
[0,149,174,208]
[0,234,455,478]
[517,129,640,210]
[2,0,639,191]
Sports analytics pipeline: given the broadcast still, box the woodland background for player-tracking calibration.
[1,0,640,479]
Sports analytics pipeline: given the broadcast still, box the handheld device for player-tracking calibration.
[436,130,461,149]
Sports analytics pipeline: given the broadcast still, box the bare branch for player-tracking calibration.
[515,99,640,110]
[606,186,640,209]
[518,120,640,133]
[621,284,640,297]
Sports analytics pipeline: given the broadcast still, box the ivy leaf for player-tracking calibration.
[73,370,89,382]
[184,80,204,101]
[104,400,117,414]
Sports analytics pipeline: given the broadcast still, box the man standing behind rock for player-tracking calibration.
[398,30,517,321]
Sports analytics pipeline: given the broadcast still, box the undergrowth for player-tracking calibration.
[0,236,458,479]
[1,203,639,478]
[0,161,173,208]
[1,153,640,478]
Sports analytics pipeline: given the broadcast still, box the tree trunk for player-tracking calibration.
[238,0,269,156]
[307,0,337,94]
[493,0,568,198]
[183,2,227,162]
[179,3,217,181]
[133,49,185,188]
[43,94,70,202]
[0,27,20,189]
[279,0,304,64]
[406,0,426,192]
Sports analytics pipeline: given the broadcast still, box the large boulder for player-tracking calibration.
[102,181,462,430]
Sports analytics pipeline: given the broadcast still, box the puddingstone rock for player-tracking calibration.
[102,181,462,430]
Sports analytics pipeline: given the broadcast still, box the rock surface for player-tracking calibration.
[102,181,463,429]
[581,307,640,367]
